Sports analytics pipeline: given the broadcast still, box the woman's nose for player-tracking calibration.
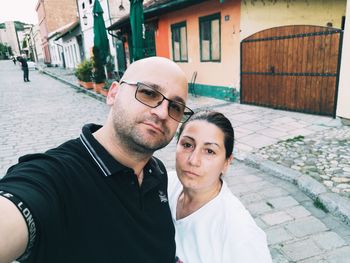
[188,150,201,167]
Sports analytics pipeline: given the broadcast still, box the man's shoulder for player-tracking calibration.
[45,137,83,156]
[8,138,82,171]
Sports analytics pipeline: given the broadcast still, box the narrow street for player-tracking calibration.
[0,60,109,175]
[1,60,350,262]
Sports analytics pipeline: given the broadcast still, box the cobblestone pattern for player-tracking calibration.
[255,126,350,198]
[226,162,350,263]
[0,64,109,177]
[2,61,350,262]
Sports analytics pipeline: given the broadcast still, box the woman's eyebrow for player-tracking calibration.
[182,136,220,148]
[204,142,220,148]
[181,135,194,141]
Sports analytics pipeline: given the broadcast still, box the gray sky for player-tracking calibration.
[0,0,38,24]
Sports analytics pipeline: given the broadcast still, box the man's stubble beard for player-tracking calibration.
[112,107,174,154]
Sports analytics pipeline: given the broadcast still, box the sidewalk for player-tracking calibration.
[2,61,350,262]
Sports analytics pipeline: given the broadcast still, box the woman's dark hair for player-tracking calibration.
[177,111,234,159]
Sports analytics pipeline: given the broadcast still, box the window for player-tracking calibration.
[199,13,221,62]
[171,21,188,62]
[82,2,85,9]
[89,0,92,4]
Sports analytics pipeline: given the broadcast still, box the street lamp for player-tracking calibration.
[82,14,88,26]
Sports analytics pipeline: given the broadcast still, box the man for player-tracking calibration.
[0,57,193,263]
[18,54,30,82]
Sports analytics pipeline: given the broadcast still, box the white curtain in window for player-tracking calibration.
[180,26,187,60]
[211,19,220,60]
[174,41,180,61]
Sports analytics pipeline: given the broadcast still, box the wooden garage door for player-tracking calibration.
[241,25,343,116]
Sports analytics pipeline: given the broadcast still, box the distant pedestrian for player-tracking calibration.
[12,56,16,65]
[18,54,30,82]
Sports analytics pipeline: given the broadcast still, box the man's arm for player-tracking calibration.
[0,196,28,263]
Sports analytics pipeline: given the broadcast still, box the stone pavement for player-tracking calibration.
[1,60,350,262]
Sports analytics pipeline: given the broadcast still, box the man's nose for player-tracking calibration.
[150,99,169,120]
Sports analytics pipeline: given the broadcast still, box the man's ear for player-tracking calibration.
[106,82,120,105]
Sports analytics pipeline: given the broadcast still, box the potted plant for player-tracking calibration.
[92,47,106,94]
[75,60,93,89]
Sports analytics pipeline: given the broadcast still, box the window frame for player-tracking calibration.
[199,13,221,62]
[171,21,188,62]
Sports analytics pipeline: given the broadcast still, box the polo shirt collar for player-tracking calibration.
[79,124,165,180]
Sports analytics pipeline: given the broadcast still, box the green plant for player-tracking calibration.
[313,198,328,213]
[75,60,93,82]
[92,46,106,84]
[285,135,304,143]
[103,79,115,91]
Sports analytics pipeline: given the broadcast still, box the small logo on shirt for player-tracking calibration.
[158,190,168,203]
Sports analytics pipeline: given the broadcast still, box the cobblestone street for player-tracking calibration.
[2,60,350,262]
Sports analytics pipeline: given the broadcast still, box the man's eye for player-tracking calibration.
[169,102,184,113]
[139,88,158,98]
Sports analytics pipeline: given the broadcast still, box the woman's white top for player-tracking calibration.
[168,171,272,263]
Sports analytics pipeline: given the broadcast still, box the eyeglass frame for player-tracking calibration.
[120,80,194,123]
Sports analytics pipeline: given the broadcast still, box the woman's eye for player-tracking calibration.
[182,142,192,148]
[206,149,216,155]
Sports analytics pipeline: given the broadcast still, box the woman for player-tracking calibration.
[168,111,272,263]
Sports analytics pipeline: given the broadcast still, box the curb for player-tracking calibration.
[244,153,350,226]
[39,67,107,103]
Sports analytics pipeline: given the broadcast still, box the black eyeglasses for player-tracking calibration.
[120,81,194,123]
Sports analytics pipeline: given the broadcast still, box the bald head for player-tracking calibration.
[121,57,186,82]
[120,57,188,97]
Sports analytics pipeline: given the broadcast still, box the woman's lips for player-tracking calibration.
[183,170,200,177]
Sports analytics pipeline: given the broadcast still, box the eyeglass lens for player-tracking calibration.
[136,83,192,122]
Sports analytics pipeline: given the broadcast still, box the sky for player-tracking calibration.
[0,0,38,24]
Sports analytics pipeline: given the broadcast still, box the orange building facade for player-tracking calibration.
[154,0,241,101]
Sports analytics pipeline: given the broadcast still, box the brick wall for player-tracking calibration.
[44,0,78,33]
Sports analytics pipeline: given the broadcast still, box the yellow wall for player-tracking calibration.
[337,0,350,120]
[240,0,346,40]
[159,0,241,88]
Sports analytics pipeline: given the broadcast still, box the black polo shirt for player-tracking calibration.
[0,124,175,263]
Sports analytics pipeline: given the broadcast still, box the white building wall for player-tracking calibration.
[63,37,81,68]
[48,37,62,66]
[32,25,44,63]
[78,0,116,67]
[240,0,346,40]
[336,0,350,121]
[0,22,21,55]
